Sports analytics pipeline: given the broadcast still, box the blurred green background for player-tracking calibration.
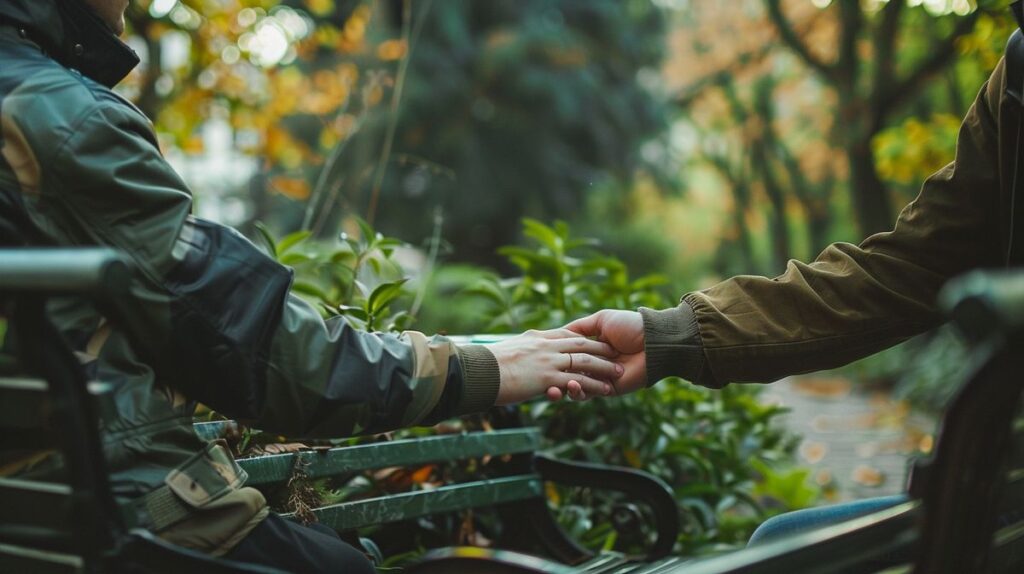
[124,0,1011,559]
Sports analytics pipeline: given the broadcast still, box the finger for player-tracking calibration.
[567,379,582,395]
[546,386,564,401]
[552,337,617,357]
[552,372,611,397]
[564,313,601,337]
[563,352,623,381]
[568,384,587,401]
[536,327,586,340]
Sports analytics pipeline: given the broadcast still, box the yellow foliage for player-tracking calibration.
[182,135,205,155]
[873,114,961,185]
[269,176,312,201]
[377,39,408,61]
[305,0,335,17]
[545,481,561,505]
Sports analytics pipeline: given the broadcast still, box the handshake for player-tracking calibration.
[489,310,647,405]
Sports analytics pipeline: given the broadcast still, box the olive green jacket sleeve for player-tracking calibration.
[3,69,499,437]
[640,59,1007,388]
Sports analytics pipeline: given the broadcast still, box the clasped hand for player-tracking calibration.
[490,328,621,405]
[490,309,647,404]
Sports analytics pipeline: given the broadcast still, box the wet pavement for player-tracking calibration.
[759,375,938,503]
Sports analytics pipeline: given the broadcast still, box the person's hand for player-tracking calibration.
[490,329,623,405]
[553,310,647,400]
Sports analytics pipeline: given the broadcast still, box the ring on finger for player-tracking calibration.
[567,353,574,372]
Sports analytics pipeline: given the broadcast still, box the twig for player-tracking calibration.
[365,0,434,225]
[410,206,444,317]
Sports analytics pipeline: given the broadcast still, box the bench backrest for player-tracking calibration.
[196,420,546,531]
[0,248,283,574]
[908,270,1024,573]
[659,270,1024,574]
[0,250,130,571]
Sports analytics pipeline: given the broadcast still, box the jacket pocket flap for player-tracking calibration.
[165,440,248,508]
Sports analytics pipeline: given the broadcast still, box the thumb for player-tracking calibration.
[565,311,603,338]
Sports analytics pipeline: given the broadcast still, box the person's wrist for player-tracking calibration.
[639,303,703,386]
[455,345,501,414]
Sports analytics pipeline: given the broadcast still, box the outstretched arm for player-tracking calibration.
[6,78,619,437]
[565,58,1006,391]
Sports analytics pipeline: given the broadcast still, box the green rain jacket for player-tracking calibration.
[0,0,499,555]
[641,23,1024,389]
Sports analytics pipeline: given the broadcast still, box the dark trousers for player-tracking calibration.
[225,513,375,573]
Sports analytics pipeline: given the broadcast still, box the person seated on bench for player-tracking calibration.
[556,0,1024,548]
[0,1,624,572]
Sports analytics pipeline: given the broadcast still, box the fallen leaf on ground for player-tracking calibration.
[851,465,886,487]
[262,442,311,454]
[790,377,852,399]
[799,440,828,464]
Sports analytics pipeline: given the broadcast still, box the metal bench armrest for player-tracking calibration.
[0,248,131,296]
[534,453,680,561]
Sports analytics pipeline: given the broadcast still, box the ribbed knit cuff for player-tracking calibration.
[453,344,501,416]
[639,302,707,387]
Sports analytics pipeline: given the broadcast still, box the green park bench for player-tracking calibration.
[2,248,1024,573]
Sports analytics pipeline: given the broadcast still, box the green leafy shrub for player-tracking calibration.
[465,218,670,331]
[224,217,812,560]
[462,219,810,554]
[253,218,413,333]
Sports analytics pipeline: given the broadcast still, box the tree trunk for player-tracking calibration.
[807,204,832,257]
[731,183,757,273]
[847,141,893,237]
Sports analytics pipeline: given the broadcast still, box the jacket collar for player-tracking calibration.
[0,0,140,88]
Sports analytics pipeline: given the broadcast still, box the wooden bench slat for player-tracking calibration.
[298,474,543,531]
[0,378,115,431]
[576,551,630,573]
[0,542,81,574]
[234,429,542,486]
[0,478,72,539]
[619,556,692,574]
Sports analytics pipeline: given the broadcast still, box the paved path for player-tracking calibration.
[759,375,937,503]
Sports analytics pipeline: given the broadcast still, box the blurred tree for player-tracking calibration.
[323,0,673,265]
[670,1,840,274]
[764,0,1002,236]
[667,0,1010,278]
[126,1,673,268]
[121,0,398,231]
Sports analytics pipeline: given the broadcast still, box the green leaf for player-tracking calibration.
[376,238,404,249]
[253,221,277,257]
[291,280,330,301]
[279,252,316,267]
[522,218,561,251]
[354,216,375,245]
[330,250,356,265]
[335,305,369,321]
[463,279,508,306]
[632,274,670,289]
[368,257,382,275]
[498,246,558,270]
[386,311,415,332]
[352,279,371,299]
[276,230,311,255]
[368,279,409,315]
